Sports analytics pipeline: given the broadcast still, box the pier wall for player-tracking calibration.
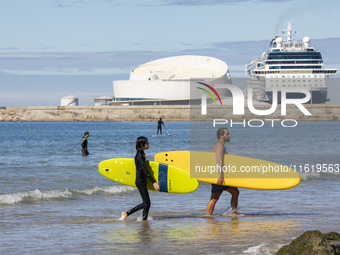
[0,104,340,122]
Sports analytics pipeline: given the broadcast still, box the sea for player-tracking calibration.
[1,121,339,255]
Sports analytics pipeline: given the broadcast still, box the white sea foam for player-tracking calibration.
[243,242,270,254]
[300,170,340,180]
[137,215,154,221]
[221,207,235,217]
[243,243,285,255]
[300,171,320,180]
[74,185,136,195]
[0,193,25,204]
[0,189,72,204]
[220,207,245,217]
[0,185,136,205]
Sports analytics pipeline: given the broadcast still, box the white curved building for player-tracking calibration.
[112,55,232,104]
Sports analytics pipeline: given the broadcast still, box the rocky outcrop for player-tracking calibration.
[277,230,340,255]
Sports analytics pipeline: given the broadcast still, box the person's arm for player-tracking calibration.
[81,138,86,149]
[216,144,225,185]
[142,161,160,191]
[153,182,160,191]
[136,151,160,190]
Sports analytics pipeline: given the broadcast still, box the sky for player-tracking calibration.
[1,0,340,107]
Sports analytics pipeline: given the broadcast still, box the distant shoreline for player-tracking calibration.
[1,104,340,122]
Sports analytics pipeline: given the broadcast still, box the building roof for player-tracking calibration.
[130,55,228,81]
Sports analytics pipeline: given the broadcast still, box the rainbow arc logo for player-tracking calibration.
[196,82,223,106]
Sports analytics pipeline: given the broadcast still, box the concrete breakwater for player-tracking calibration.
[0,106,189,122]
[0,104,340,122]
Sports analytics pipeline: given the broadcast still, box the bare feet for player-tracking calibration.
[232,211,242,217]
[119,212,127,221]
[232,208,240,217]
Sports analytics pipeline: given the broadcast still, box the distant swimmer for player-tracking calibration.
[157,118,165,136]
[206,127,240,216]
[81,132,90,156]
[120,136,160,221]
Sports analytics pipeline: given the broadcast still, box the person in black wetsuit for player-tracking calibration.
[157,118,165,136]
[81,132,89,156]
[120,136,160,221]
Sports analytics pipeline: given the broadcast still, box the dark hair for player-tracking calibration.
[136,136,149,150]
[84,132,89,136]
[216,127,228,140]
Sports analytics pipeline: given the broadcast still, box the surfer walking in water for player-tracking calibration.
[81,132,89,156]
[157,118,165,136]
[206,127,240,216]
[120,136,160,221]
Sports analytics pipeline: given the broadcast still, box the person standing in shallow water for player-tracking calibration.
[206,127,240,216]
[120,136,160,221]
[81,132,89,156]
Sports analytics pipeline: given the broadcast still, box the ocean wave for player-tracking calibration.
[72,185,136,195]
[300,170,340,180]
[0,185,136,205]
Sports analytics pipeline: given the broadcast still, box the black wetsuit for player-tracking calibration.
[81,137,89,156]
[126,149,156,220]
[157,120,164,135]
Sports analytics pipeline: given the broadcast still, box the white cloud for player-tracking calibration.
[0,67,130,76]
[0,53,70,59]
[146,0,292,6]
[1,38,339,78]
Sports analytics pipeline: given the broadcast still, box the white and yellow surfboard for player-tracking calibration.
[154,151,301,190]
[99,158,198,193]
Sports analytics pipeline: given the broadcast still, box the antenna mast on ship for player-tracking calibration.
[282,21,296,43]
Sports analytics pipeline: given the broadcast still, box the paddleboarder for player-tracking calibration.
[157,118,165,136]
[120,136,160,220]
[206,127,240,216]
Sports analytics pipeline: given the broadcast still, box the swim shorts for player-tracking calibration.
[211,184,233,193]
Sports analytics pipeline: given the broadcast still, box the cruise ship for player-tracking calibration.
[245,22,337,104]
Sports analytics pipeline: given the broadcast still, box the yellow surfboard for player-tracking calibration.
[98,158,198,193]
[154,151,301,190]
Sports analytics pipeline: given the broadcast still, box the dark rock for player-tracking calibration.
[325,232,340,242]
[277,230,340,255]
